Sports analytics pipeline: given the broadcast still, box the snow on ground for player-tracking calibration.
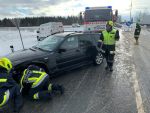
[0,29,37,56]
[0,26,83,56]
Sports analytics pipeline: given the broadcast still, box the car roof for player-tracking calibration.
[54,32,75,37]
[54,32,100,37]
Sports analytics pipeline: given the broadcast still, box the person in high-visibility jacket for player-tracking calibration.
[20,65,64,100]
[98,21,120,71]
[0,57,23,113]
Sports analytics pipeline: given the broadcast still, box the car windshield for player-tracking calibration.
[85,9,112,22]
[34,35,64,51]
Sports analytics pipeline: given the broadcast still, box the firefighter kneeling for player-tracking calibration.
[20,65,64,100]
[98,21,120,71]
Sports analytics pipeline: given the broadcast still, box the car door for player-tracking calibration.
[91,33,101,46]
[78,34,92,61]
[79,34,98,62]
[56,35,82,70]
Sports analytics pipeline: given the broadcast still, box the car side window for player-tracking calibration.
[79,35,93,48]
[61,36,79,50]
[91,34,101,44]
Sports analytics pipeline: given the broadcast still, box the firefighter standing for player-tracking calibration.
[98,21,120,71]
[20,65,64,100]
[0,57,23,113]
[134,23,141,45]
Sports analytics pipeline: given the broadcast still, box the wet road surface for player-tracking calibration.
[2,29,150,113]
[123,28,150,113]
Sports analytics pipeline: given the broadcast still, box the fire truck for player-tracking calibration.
[84,6,118,32]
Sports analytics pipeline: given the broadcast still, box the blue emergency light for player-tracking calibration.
[85,6,112,10]
[85,7,90,10]
[107,6,112,8]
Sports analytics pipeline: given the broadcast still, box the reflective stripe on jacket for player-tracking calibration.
[0,68,18,106]
[0,78,7,83]
[0,90,10,107]
[21,69,48,88]
[0,73,7,87]
[0,76,8,107]
[102,29,117,45]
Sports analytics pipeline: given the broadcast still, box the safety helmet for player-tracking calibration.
[107,21,114,27]
[0,57,13,71]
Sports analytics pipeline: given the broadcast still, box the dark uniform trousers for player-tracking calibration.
[27,76,63,100]
[0,69,23,113]
[9,85,23,112]
[102,44,115,68]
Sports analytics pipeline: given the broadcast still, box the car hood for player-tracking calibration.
[6,48,51,65]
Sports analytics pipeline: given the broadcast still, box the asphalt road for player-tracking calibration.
[123,28,150,113]
[2,28,150,113]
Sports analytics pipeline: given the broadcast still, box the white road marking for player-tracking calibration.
[132,65,145,113]
[122,31,145,113]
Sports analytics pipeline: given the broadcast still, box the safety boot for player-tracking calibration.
[58,85,65,95]
[52,85,64,95]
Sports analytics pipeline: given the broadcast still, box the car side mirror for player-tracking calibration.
[58,48,66,53]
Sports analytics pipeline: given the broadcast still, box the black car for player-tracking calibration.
[6,32,103,80]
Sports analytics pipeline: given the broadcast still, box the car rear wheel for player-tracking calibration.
[93,52,103,65]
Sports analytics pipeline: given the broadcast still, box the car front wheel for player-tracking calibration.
[93,52,103,65]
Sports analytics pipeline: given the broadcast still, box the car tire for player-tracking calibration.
[93,52,103,65]
[31,64,46,71]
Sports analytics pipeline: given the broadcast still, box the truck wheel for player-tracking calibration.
[93,52,103,65]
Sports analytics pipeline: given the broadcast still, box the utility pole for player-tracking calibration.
[130,0,132,21]
[18,26,25,50]
[11,18,25,50]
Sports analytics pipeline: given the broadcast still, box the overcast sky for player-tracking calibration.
[0,0,150,20]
